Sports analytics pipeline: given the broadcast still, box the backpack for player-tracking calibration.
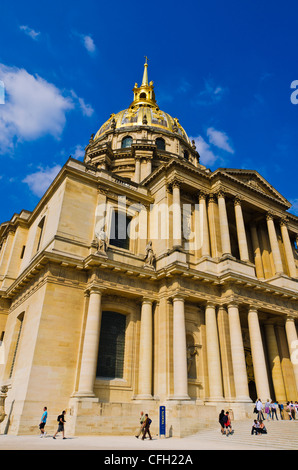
[148,418,152,425]
[57,414,62,422]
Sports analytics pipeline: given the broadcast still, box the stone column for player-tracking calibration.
[198,192,210,256]
[134,157,141,183]
[234,197,249,262]
[285,315,298,392]
[250,223,265,279]
[266,212,284,275]
[76,287,103,397]
[264,323,287,402]
[208,194,221,258]
[217,191,232,256]
[205,302,224,400]
[172,180,182,248]
[137,299,153,399]
[280,219,297,278]
[172,295,189,400]
[227,302,250,401]
[247,306,271,400]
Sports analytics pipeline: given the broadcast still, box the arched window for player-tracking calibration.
[183,150,189,160]
[155,137,165,150]
[139,92,147,99]
[121,136,132,148]
[96,311,126,379]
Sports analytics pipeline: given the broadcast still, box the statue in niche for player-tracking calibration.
[144,241,155,269]
[0,385,8,423]
[96,227,108,255]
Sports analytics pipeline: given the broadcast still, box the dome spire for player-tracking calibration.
[130,57,157,109]
[142,56,149,86]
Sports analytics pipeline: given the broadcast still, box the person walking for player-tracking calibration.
[270,401,278,420]
[289,401,296,420]
[224,411,233,436]
[219,410,226,435]
[135,411,145,438]
[277,402,284,420]
[294,402,298,419]
[53,410,66,439]
[265,400,271,421]
[256,399,265,421]
[141,414,152,440]
[286,402,293,420]
[39,406,48,437]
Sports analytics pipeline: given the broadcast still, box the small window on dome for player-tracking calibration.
[156,137,165,150]
[183,150,189,160]
[139,92,147,99]
[121,136,132,148]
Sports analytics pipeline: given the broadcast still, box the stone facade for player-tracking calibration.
[0,63,297,437]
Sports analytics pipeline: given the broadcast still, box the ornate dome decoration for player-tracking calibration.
[94,58,191,144]
[85,59,201,180]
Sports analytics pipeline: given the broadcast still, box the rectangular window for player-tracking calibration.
[36,217,45,252]
[96,312,126,379]
[109,210,131,250]
[9,314,24,378]
[20,245,26,259]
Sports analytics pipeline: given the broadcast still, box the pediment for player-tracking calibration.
[218,169,290,207]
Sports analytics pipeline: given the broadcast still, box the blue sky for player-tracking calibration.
[0,0,298,223]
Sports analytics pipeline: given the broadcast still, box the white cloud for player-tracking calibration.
[0,64,74,152]
[0,64,94,154]
[191,136,219,166]
[20,25,41,40]
[22,164,62,197]
[72,144,85,160]
[70,90,94,117]
[82,35,96,53]
[191,127,235,167]
[196,79,227,105]
[206,127,234,153]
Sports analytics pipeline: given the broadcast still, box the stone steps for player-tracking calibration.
[192,419,298,450]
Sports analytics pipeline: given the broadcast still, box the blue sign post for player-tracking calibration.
[159,405,166,437]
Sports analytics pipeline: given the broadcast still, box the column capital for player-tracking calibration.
[217,189,226,198]
[234,196,243,206]
[226,300,239,309]
[280,216,289,227]
[172,293,186,303]
[141,297,153,305]
[208,193,216,204]
[87,285,105,296]
[171,178,182,189]
[266,211,275,221]
[198,190,208,200]
[285,314,296,323]
[205,300,217,309]
[248,304,258,313]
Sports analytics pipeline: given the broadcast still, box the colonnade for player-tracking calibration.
[75,287,298,403]
[171,183,297,279]
[205,302,298,403]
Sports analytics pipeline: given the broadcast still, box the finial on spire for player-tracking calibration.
[142,56,149,86]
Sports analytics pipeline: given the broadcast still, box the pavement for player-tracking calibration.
[1,419,297,453]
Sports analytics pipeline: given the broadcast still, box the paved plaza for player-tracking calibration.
[0,419,297,452]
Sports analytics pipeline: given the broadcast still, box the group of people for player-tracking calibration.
[38,407,67,439]
[251,419,267,435]
[255,398,298,421]
[135,411,153,440]
[218,410,233,436]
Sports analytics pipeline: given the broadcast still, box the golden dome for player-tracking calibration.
[94,59,191,145]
